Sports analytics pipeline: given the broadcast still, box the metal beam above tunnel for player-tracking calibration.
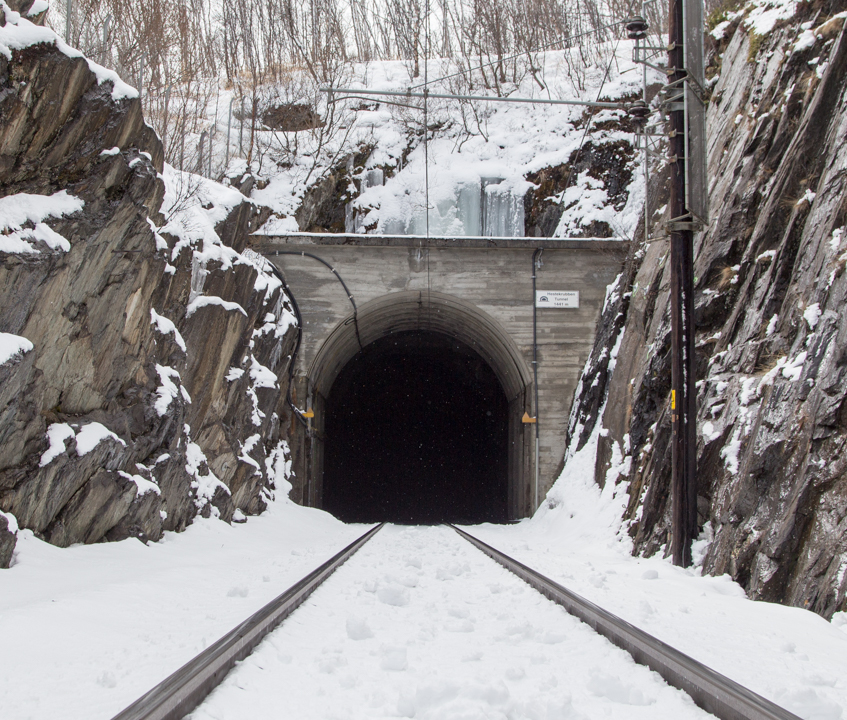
[254,233,630,249]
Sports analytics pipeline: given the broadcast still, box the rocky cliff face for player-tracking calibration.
[0,4,297,567]
[566,1,847,618]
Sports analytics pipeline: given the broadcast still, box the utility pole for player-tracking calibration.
[666,0,706,566]
[629,0,706,567]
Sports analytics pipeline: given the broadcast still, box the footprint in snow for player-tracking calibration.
[386,571,418,588]
[587,671,655,705]
[377,584,410,607]
[96,671,117,688]
[505,666,526,680]
[317,654,347,674]
[380,645,408,671]
[448,605,470,619]
[346,615,374,640]
[444,618,475,633]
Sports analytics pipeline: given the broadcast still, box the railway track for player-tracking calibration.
[111,524,800,720]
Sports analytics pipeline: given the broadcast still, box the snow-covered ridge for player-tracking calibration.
[0,2,137,99]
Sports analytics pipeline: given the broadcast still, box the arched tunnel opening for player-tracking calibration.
[322,330,509,524]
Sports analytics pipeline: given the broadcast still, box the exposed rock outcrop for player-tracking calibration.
[0,511,16,567]
[0,7,297,557]
[524,139,637,238]
[566,2,847,617]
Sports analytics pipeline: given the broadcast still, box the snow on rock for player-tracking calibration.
[150,309,187,352]
[781,352,807,382]
[239,434,262,475]
[38,421,125,466]
[162,164,247,270]
[74,422,124,455]
[26,0,48,15]
[711,20,733,40]
[117,471,161,497]
[154,365,183,416]
[803,302,821,330]
[0,332,33,364]
[254,215,299,235]
[186,295,248,318]
[744,0,798,35]
[0,4,137,99]
[265,439,293,499]
[232,508,247,523]
[38,423,76,466]
[225,367,245,382]
[793,28,818,52]
[0,190,83,253]
[185,437,231,514]
[239,248,284,296]
[0,509,19,534]
[249,357,278,389]
[146,218,169,252]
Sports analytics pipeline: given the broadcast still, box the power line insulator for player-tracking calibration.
[625,16,649,39]
[627,99,651,128]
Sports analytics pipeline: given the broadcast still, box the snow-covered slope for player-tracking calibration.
[211,45,658,241]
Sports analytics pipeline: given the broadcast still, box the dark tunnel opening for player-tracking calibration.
[323,330,509,524]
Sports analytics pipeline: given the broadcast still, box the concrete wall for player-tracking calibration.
[254,235,627,517]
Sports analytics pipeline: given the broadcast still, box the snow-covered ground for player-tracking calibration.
[0,499,362,720]
[472,431,847,720]
[3,460,847,720]
[190,524,712,720]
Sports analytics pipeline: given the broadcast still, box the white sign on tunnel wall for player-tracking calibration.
[535,290,579,308]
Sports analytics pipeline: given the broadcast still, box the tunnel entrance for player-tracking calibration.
[322,330,509,524]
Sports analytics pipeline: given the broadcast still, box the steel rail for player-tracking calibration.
[110,523,384,720]
[450,525,801,720]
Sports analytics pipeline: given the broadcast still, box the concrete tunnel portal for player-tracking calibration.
[261,237,628,523]
[296,290,536,523]
[323,331,509,524]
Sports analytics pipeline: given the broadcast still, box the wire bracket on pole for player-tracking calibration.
[666,219,705,232]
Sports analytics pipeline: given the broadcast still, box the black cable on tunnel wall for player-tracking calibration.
[261,250,364,428]
[531,248,542,511]
[262,260,309,428]
[270,250,364,349]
